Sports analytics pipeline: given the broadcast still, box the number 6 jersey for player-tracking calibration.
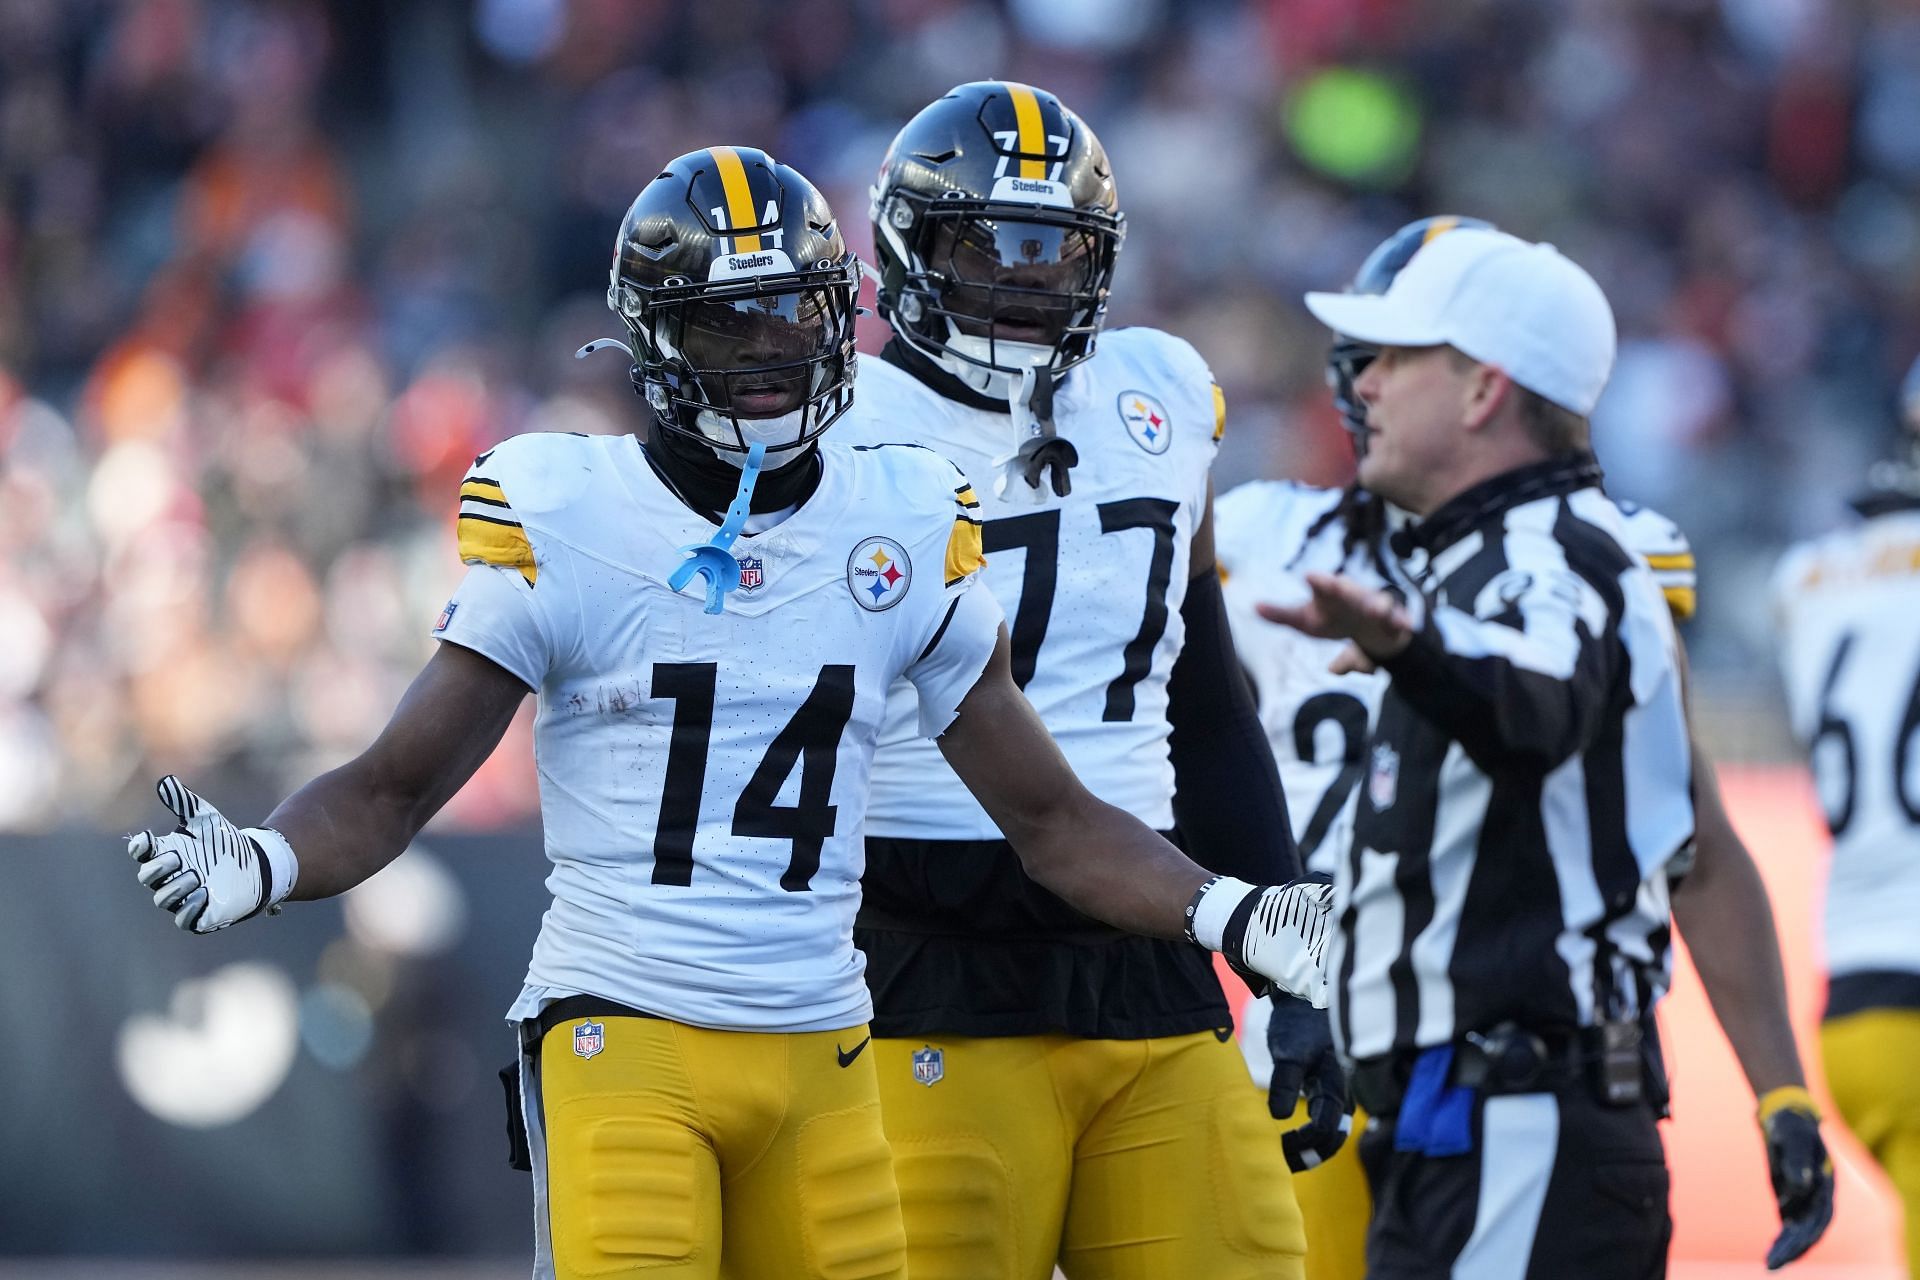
[1773,503,1920,982]
[432,432,1001,1033]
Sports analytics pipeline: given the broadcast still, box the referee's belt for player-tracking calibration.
[1351,1021,1638,1117]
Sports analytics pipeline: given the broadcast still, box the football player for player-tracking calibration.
[122,148,1332,1280]
[840,83,1310,1279]
[1224,216,1833,1277]
[1774,357,1920,1273]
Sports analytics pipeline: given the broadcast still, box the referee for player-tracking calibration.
[1263,228,1699,1279]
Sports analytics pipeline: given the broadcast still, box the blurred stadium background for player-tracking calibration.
[3,0,1916,1274]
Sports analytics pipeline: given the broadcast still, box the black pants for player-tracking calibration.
[1359,1085,1671,1280]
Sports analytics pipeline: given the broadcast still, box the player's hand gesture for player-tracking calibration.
[127,776,298,934]
[1266,994,1352,1172]
[1210,879,1334,1007]
[1758,1088,1834,1269]
[1258,572,1413,672]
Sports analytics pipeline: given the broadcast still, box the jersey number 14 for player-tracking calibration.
[650,662,854,892]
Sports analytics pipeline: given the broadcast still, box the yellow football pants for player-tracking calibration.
[531,1015,906,1280]
[873,1030,1307,1280]
[1823,1008,1920,1276]
[1278,1100,1372,1280]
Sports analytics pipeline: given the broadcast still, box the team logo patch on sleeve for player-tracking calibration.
[848,537,912,611]
[911,1045,945,1086]
[572,1021,605,1060]
[1118,390,1173,455]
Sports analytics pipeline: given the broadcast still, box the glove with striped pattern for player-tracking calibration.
[127,776,298,933]
[1186,876,1334,1008]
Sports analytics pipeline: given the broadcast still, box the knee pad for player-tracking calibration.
[796,1103,909,1280]
[887,1132,1018,1280]
[548,1105,707,1275]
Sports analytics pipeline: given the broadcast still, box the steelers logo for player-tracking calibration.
[1118,390,1173,455]
[847,536,912,611]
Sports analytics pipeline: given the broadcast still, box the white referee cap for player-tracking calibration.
[1305,227,1617,417]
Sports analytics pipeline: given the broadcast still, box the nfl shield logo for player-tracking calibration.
[911,1045,944,1087]
[434,600,458,633]
[572,1020,605,1060]
[737,555,764,591]
[1369,743,1400,812]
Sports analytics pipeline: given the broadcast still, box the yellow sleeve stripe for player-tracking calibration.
[1663,585,1696,621]
[459,513,537,586]
[1212,383,1227,442]
[1643,552,1694,572]
[954,484,981,511]
[945,515,986,586]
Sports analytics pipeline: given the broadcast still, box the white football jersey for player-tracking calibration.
[1773,508,1920,977]
[433,432,1001,1032]
[1215,482,1387,877]
[837,328,1220,837]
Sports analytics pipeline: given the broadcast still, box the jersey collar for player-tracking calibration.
[1394,452,1606,558]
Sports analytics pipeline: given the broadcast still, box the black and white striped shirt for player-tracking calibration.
[1331,455,1695,1062]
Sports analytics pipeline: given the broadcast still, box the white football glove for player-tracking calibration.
[1186,877,1334,1008]
[127,776,299,934]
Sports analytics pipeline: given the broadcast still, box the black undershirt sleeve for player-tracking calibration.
[1167,568,1303,884]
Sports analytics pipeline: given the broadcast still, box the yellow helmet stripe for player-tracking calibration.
[1007,83,1047,179]
[709,146,762,253]
[1422,216,1461,244]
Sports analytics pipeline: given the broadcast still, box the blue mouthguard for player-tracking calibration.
[668,441,767,614]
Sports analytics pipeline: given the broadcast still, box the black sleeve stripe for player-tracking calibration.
[459,494,513,510]
[465,474,502,487]
[954,512,983,527]
[458,511,525,529]
[917,597,962,661]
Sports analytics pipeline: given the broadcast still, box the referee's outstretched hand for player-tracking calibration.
[1258,572,1413,670]
[1759,1087,1835,1269]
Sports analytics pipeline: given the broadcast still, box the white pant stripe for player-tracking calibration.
[1451,1093,1560,1280]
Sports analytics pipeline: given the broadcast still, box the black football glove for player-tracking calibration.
[1267,993,1351,1173]
[1759,1087,1834,1270]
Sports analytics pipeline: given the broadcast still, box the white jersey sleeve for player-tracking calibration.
[893,454,1003,737]
[1772,510,1920,978]
[1615,499,1697,622]
[430,449,557,686]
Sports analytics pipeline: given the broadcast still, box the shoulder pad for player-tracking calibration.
[455,433,601,585]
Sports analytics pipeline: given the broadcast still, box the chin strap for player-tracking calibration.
[668,442,766,614]
[994,365,1078,502]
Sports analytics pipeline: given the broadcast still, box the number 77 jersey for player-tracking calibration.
[1772,505,1920,980]
[843,329,1220,837]
[432,432,1001,1033]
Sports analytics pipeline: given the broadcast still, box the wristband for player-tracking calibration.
[1757,1085,1820,1126]
[1185,875,1257,951]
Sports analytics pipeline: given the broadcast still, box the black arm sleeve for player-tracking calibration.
[1167,568,1303,883]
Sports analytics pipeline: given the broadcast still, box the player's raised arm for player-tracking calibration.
[936,626,1333,1001]
[128,628,529,933]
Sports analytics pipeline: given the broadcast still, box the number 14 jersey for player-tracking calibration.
[433,432,1001,1033]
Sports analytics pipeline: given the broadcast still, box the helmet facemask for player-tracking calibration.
[613,269,858,471]
[1326,337,1377,459]
[877,190,1121,400]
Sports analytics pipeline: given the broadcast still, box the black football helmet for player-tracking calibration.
[870,81,1125,398]
[597,147,861,466]
[1327,215,1495,444]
